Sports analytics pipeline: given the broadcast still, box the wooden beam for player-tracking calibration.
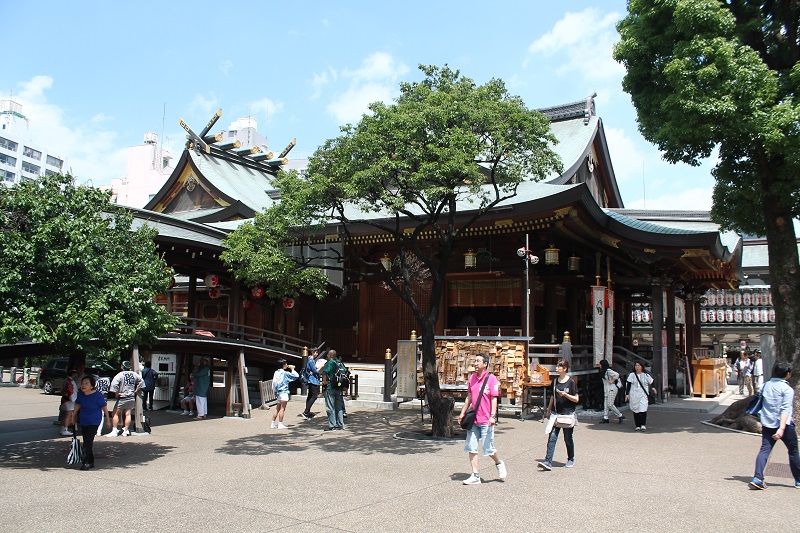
[199,108,222,138]
[225,357,236,416]
[237,348,251,418]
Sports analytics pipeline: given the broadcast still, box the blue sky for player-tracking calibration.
[2,0,717,210]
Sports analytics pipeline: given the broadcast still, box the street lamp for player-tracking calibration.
[518,236,539,338]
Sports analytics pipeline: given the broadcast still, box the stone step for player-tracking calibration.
[346,399,397,410]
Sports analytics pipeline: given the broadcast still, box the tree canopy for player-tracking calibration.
[0,174,178,357]
[223,64,562,435]
[615,0,800,382]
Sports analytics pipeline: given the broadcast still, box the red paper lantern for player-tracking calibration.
[204,274,220,288]
[242,298,254,310]
[251,286,265,299]
[208,287,221,299]
[282,298,295,309]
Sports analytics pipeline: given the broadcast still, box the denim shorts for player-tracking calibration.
[464,423,496,455]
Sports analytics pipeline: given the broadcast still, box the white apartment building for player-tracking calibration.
[109,132,175,207]
[0,99,66,184]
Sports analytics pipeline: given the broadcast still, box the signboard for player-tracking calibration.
[661,330,669,392]
[604,290,614,365]
[396,340,418,399]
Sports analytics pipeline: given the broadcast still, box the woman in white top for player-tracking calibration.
[598,359,625,424]
[625,361,656,431]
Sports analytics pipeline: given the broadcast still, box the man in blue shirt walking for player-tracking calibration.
[750,361,800,490]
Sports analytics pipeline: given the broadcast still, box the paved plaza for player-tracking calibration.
[0,386,796,532]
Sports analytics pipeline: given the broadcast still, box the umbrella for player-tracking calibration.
[67,429,83,466]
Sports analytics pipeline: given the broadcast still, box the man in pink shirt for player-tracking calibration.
[457,353,507,484]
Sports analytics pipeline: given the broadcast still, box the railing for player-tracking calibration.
[168,318,310,359]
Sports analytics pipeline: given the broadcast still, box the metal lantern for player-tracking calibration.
[464,249,477,269]
[567,254,581,272]
[380,253,392,271]
[544,243,560,265]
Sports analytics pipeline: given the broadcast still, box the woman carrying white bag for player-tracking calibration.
[538,359,579,471]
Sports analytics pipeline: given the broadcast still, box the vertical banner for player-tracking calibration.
[604,289,614,365]
[592,286,606,364]
[396,340,418,399]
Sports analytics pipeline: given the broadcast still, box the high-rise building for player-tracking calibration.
[108,132,175,207]
[0,99,67,185]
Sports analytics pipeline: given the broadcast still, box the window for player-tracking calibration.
[23,146,42,160]
[228,130,237,138]
[1,169,14,182]
[0,153,16,166]
[46,155,63,169]
[0,136,18,151]
[45,169,57,176]
[21,161,40,175]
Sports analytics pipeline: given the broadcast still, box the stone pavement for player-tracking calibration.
[0,386,796,532]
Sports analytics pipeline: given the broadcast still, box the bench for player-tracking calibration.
[258,380,279,409]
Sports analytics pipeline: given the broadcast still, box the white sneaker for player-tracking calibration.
[188,411,195,416]
[121,429,130,437]
[496,460,507,481]
[277,423,288,429]
[60,429,72,436]
[640,425,646,431]
[106,429,120,437]
[181,410,188,415]
[270,422,277,429]
[462,473,481,485]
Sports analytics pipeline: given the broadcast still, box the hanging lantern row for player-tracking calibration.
[204,273,220,288]
[251,286,265,299]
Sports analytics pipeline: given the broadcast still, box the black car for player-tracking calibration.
[38,357,118,394]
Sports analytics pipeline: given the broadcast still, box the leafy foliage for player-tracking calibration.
[614,0,800,234]
[224,64,562,435]
[0,174,178,357]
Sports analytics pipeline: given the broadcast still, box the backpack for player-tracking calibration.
[334,362,350,390]
[299,366,310,384]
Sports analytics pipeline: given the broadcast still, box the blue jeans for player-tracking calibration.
[324,388,344,429]
[545,426,574,463]
[754,424,800,483]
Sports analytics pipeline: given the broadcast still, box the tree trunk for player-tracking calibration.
[420,318,454,437]
[761,192,800,417]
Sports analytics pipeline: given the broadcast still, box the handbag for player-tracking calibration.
[460,373,490,430]
[745,391,763,416]
[634,372,656,405]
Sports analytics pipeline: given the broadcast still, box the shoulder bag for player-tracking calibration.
[634,372,656,405]
[553,380,577,428]
[460,373,490,430]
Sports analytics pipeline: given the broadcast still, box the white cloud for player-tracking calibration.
[8,76,126,185]
[527,8,624,81]
[325,52,409,124]
[624,187,714,211]
[310,67,337,100]
[250,97,284,122]
[188,93,219,116]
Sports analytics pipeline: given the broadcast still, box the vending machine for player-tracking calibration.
[153,353,177,404]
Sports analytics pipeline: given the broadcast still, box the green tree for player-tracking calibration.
[0,173,178,360]
[615,1,800,393]
[223,65,562,436]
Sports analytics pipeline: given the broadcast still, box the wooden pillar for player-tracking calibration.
[225,356,236,416]
[237,348,251,418]
[651,283,664,397]
[171,353,185,409]
[187,276,198,320]
[685,296,696,358]
[666,286,676,390]
[545,283,557,343]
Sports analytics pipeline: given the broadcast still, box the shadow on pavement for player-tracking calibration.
[217,410,467,456]
[0,439,177,471]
